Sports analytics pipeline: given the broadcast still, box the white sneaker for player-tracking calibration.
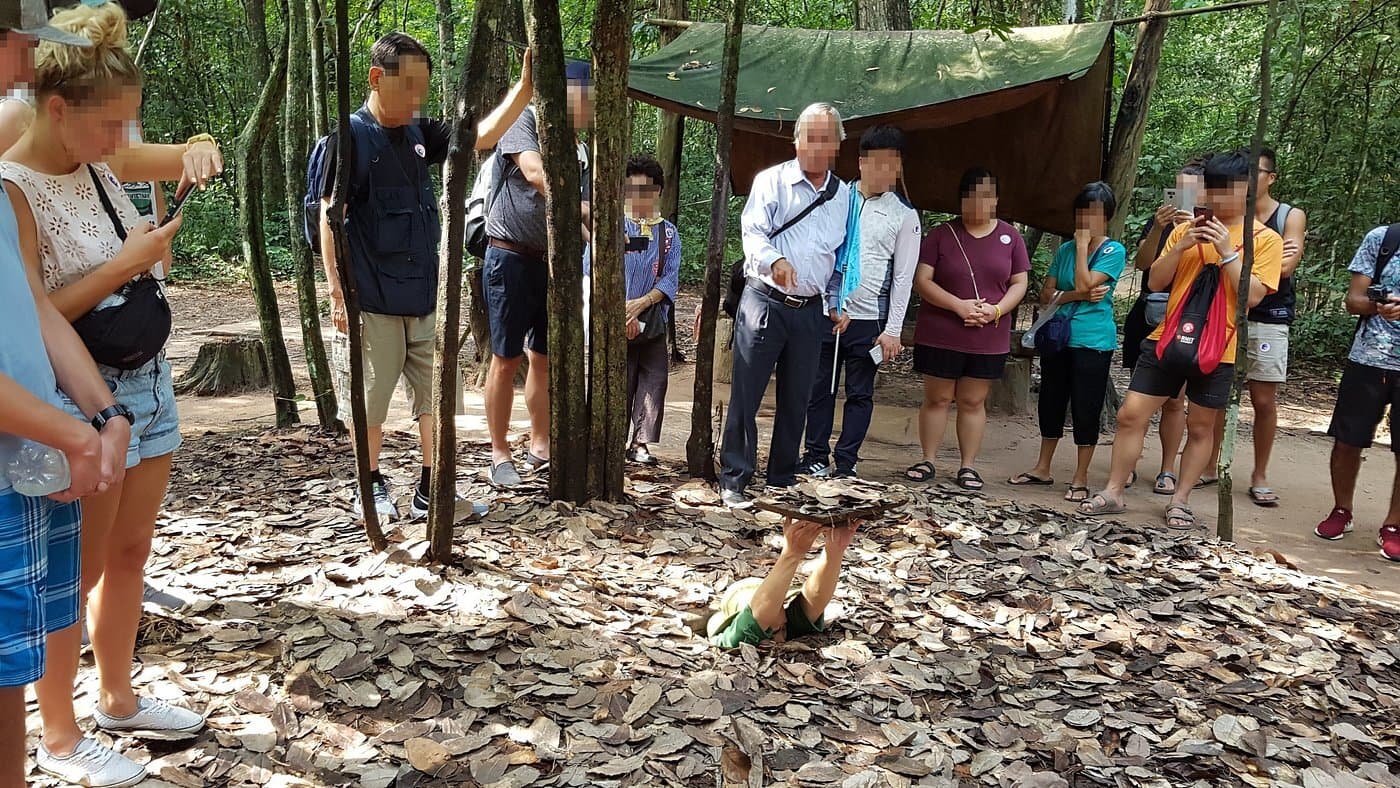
[36,738,146,788]
[352,478,398,521]
[409,490,489,520]
[94,697,205,740]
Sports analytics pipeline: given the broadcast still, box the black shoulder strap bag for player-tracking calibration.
[71,166,173,370]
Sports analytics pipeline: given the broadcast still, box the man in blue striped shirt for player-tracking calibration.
[719,103,850,509]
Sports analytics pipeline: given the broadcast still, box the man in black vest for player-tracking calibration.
[320,33,531,520]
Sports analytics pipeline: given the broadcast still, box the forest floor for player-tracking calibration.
[22,283,1400,787]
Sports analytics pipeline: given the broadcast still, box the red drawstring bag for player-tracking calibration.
[1155,263,1233,375]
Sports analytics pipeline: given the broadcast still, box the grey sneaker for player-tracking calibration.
[36,738,146,788]
[410,491,490,520]
[94,697,205,740]
[490,461,524,488]
[352,479,397,521]
[720,488,752,510]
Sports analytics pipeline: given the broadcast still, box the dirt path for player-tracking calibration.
[163,284,1400,606]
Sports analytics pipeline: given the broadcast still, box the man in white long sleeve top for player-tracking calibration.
[801,125,921,479]
[719,103,850,509]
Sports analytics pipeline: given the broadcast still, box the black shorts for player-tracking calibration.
[913,345,1007,381]
[482,244,548,358]
[1328,361,1400,452]
[1128,339,1233,409]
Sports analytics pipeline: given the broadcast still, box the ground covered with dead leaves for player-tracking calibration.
[28,428,1400,787]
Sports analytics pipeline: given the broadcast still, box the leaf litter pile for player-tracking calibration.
[30,428,1400,788]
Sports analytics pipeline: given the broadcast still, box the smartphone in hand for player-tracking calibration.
[161,186,196,227]
[1193,206,1214,225]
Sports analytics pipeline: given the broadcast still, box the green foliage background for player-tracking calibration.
[133,0,1398,365]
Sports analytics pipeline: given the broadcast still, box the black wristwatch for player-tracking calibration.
[91,405,135,431]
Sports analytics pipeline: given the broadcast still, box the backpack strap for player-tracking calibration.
[1372,222,1400,282]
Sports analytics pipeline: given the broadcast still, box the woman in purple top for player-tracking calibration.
[617,155,680,464]
[906,168,1029,489]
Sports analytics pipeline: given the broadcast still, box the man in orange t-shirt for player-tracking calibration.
[1081,150,1282,530]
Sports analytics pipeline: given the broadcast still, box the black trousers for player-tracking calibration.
[1037,347,1114,447]
[720,287,826,491]
[803,318,881,470]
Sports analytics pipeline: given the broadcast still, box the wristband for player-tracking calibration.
[185,133,217,150]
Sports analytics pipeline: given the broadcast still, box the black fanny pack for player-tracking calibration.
[72,166,172,370]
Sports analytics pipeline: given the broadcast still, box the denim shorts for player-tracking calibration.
[62,354,182,468]
[0,491,81,687]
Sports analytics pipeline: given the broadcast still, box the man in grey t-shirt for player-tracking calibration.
[480,60,593,488]
[1315,223,1400,563]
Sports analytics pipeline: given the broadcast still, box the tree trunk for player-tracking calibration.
[655,0,689,227]
[435,0,455,116]
[855,0,911,29]
[174,336,270,395]
[527,0,588,503]
[245,0,287,217]
[1104,0,1171,240]
[236,17,299,429]
[330,0,386,550]
[585,0,631,502]
[686,0,745,480]
[1218,0,1279,542]
[1099,0,1120,21]
[427,0,504,564]
[284,0,336,430]
[308,0,329,139]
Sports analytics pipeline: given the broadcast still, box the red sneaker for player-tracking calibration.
[1379,525,1400,562]
[1315,508,1354,540]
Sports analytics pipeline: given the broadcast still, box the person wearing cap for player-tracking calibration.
[0,2,134,783]
[317,32,532,521]
[707,518,860,648]
[480,59,593,489]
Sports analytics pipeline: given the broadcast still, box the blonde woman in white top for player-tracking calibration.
[2,4,222,786]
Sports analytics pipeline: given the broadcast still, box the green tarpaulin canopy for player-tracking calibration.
[629,22,1115,235]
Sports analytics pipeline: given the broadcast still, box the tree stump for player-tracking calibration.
[988,356,1031,416]
[174,336,270,396]
[715,316,734,384]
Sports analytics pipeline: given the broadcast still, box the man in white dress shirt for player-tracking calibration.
[719,103,850,509]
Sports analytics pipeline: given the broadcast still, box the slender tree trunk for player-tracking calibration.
[586,0,631,502]
[245,0,287,216]
[308,0,329,139]
[1218,0,1279,542]
[428,0,502,564]
[236,13,299,429]
[855,0,911,29]
[527,0,588,503]
[686,0,745,480]
[435,0,455,117]
[329,0,385,550]
[284,0,336,430]
[1104,0,1171,240]
[656,0,689,363]
[1099,0,1120,22]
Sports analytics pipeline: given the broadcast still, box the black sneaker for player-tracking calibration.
[800,458,832,477]
[833,465,858,479]
[720,488,752,510]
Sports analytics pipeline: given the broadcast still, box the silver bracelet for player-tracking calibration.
[1219,252,1240,265]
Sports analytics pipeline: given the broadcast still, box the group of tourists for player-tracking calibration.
[2,0,1400,782]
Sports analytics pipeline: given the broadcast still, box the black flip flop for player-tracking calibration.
[1008,473,1054,486]
[955,467,984,491]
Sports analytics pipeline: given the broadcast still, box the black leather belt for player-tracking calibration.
[746,277,818,309]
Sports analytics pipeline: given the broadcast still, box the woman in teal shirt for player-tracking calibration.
[1010,182,1125,501]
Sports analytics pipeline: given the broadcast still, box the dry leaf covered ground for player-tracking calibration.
[24,428,1400,788]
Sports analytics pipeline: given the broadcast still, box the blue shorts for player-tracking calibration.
[0,491,81,687]
[62,355,181,468]
[482,244,549,359]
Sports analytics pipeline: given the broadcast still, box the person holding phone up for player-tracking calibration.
[1080,151,1282,532]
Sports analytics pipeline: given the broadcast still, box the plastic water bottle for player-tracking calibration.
[5,440,71,497]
